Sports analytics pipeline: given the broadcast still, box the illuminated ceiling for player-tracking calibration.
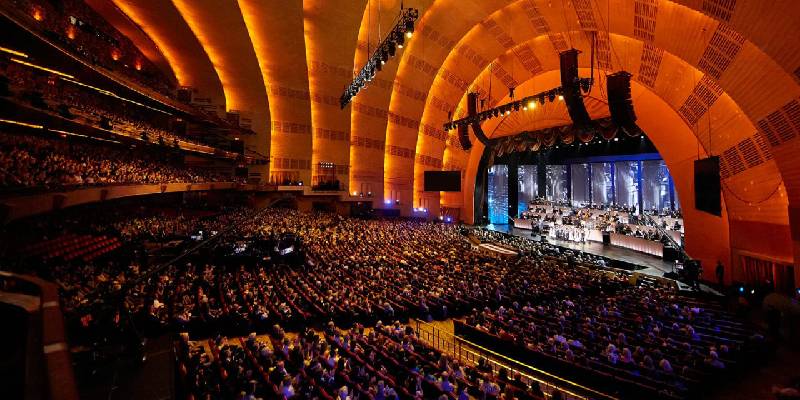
[90,0,800,268]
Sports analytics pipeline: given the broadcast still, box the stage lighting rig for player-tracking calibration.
[339,7,419,109]
[442,78,592,132]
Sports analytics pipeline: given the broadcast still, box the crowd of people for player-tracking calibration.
[1,59,228,151]
[10,0,176,96]
[0,129,235,191]
[519,200,682,244]
[179,321,556,400]
[0,205,769,399]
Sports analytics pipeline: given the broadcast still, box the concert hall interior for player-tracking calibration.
[1,0,800,399]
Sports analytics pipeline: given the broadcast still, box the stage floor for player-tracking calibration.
[484,224,687,282]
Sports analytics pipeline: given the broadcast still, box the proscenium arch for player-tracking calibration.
[454,68,791,282]
[454,69,736,275]
[378,0,798,280]
[436,32,787,228]
[408,0,798,217]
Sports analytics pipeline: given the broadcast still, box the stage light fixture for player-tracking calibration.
[444,81,591,131]
[340,7,419,108]
[558,95,564,101]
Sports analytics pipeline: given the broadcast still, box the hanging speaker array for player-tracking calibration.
[559,49,593,128]
[606,71,641,135]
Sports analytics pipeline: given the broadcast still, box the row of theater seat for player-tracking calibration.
[177,324,551,400]
[20,233,121,262]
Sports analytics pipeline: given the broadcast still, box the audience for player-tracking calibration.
[10,0,175,96]
[1,207,767,399]
[0,130,235,191]
[519,199,682,244]
[1,61,228,151]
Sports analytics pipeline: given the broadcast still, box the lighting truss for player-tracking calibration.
[339,7,419,109]
[442,78,593,131]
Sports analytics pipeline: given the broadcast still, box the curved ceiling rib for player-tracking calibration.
[238,0,313,185]
[170,0,270,168]
[110,0,225,109]
[84,0,176,83]
[304,0,367,190]
[349,0,415,203]
[383,0,507,210]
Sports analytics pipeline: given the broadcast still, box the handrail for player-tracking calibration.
[414,319,618,400]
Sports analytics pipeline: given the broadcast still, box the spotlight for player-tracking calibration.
[527,100,536,109]
[388,41,396,57]
[558,95,564,101]
[405,19,414,37]
[505,110,511,115]
[538,94,545,105]
[396,32,405,48]
[548,92,556,102]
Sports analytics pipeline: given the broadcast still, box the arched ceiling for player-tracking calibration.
[100,0,225,107]
[238,0,313,181]
[95,0,800,268]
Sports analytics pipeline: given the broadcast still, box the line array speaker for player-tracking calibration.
[607,71,638,131]
[467,92,491,146]
[559,49,593,128]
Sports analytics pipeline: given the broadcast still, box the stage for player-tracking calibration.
[483,224,720,295]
